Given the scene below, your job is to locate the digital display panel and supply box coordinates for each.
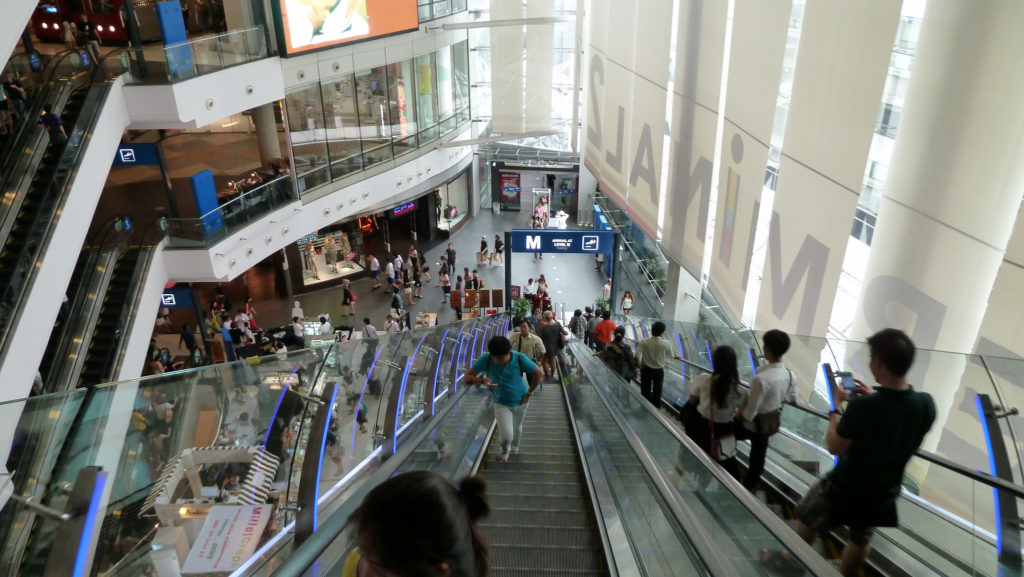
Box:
[276,0,419,56]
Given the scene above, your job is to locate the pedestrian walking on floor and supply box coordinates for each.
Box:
[408,244,419,271]
[383,314,400,334]
[784,329,935,577]
[735,329,798,491]
[439,270,451,303]
[179,324,198,356]
[491,234,504,266]
[385,259,397,293]
[342,279,357,315]
[412,267,423,299]
[368,254,381,289]
[402,266,416,305]
[465,336,544,463]
[445,242,458,268]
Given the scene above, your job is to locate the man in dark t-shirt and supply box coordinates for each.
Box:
[793,328,935,576]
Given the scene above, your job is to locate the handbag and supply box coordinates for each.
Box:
[754,410,781,436]
[708,414,736,461]
[753,370,791,436]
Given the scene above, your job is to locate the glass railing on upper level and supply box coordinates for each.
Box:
[0,314,509,577]
[124,26,268,84]
[605,314,1024,576]
[164,174,299,248]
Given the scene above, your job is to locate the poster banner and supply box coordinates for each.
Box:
[182,505,273,574]
[499,172,521,203]
[277,0,418,56]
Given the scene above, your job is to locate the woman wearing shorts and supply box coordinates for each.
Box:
[342,279,356,315]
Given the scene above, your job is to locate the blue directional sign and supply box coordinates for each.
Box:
[112,143,160,167]
[508,229,614,255]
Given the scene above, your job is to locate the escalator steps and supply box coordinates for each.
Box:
[488,544,604,576]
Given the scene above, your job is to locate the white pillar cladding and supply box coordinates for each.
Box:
[755,1,900,337]
[490,2,525,132]
[851,0,1024,355]
[977,207,1024,359]
[662,262,702,324]
[705,0,791,327]
[253,103,282,165]
[661,0,727,278]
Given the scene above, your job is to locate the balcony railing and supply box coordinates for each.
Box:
[126,26,268,84]
[165,174,298,248]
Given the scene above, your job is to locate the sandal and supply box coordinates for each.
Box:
[759,549,804,574]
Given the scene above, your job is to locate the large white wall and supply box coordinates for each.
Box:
[1,0,34,68]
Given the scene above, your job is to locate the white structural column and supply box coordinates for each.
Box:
[850,0,1024,354]
[253,103,282,165]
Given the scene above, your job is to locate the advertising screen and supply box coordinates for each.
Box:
[277,0,419,56]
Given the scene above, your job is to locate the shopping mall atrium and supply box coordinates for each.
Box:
[1,0,1023,575]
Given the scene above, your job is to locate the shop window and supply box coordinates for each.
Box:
[355,66,394,167]
[387,59,419,157]
[321,73,365,180]
[437,171,470,234]
[285,83,330,193]
[415,52,439,145]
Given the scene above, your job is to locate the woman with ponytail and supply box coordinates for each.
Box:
[683,345,745,478]
[343,471,490,577]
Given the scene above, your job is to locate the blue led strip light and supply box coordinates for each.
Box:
[977,396,1003,555]
[264,366,301,449]
[350,346,384,452]
[393,336,428,454]
[73,470,108,577]
[313,384,340,529]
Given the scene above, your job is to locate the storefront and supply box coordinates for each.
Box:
[491,162,580,223]
[284,167,471,293]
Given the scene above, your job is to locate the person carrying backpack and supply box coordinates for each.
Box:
[465,336,544,463]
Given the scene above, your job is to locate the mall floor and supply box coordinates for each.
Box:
[164,200,614,359]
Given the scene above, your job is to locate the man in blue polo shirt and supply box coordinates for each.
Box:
[465,335,544,463]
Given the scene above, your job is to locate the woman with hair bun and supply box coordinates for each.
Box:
[343,471,490,577]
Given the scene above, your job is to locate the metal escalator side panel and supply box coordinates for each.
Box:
[567,341,839,576]
[45,249,120,393]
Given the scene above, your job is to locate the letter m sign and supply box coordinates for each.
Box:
[525,235,542,251]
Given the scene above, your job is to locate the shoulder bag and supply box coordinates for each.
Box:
[753,370,791,437]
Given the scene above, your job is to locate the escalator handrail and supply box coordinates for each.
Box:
[569,341,841,576]
[247,378,480,577]
[622,317,1024,501]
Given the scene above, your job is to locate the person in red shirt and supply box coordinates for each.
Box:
[592,311,616,352]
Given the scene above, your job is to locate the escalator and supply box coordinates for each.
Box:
[477,383,607,577]
[0,63,118,372]
[248,320,835,577]
[586,315,1024,577]
[37,246,100,390]
[77,246,153,388]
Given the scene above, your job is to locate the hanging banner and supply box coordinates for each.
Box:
[756,1,899,336]
[707,0,791,324]
[661,0,728,279]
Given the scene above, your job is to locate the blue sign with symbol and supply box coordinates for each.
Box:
[508,229,614,255]
[112,143,160,167]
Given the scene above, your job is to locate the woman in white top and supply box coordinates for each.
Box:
[684,345,744,477]
[524,278,536,299]
[620,291,635,315]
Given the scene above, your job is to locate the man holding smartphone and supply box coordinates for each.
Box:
[791,328,935,576]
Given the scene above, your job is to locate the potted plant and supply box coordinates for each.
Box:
[594,297,611,314]
[510,297,532,325]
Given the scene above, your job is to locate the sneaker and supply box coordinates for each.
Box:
[511,446,519,455]
[496,451,509,463]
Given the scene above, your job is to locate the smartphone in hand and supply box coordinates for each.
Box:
[838,371,858,394]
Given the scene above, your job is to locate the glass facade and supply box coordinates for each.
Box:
[285,42,471,195]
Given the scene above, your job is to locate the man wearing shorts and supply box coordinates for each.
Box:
[368,254,380,289]
[792,328,934,576]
